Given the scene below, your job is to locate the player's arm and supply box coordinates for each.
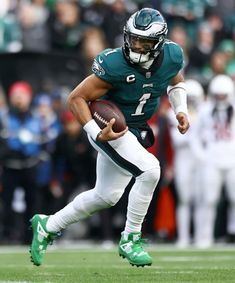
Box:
[67,74,127,142]
[167,72,190,134]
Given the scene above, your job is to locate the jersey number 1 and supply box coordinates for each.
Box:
[131,93,151,116]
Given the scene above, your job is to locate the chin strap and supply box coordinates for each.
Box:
[129,51,149,64]
[139,59,154,69]
[129,51,155,69]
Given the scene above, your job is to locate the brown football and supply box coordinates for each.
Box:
[89,100,126,133]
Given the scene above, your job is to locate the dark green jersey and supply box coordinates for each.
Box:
[92,41,183,126]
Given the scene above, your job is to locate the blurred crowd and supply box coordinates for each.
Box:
[0,0,235,247]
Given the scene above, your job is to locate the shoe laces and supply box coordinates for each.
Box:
[133,237,148,251]
[49,231,61,245]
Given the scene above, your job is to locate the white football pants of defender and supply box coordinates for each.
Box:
[174,147,204,247]
[199,164,235,247]
[47,131,161,234]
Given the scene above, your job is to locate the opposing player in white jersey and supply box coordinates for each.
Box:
[190,74,235,247]
[167,79,205,247]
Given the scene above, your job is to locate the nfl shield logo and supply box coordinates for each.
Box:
[146,72,151,78]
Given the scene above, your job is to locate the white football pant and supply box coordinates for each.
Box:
[47,131,161,234]
[198,164,235,246]
[174,148,204,246]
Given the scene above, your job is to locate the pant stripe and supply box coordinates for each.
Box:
[95,140,143,177]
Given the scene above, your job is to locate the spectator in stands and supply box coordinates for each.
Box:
[0,81,43,244]
[47,0,87,54]
[218,40,235,80]
[0,0,22,52]
[224,11,235,40]
[160,0,210,40]
[209,0,235,20]
[168,25,190,72]
[205,9,225,45]
[82,27,107,75]
[33,94,61,214]
[82,0,111,29]
[0,85,8,119]
[17,1,50,52]
[201,51,227,86]
[188,23,215,78]
[103,0,131,48]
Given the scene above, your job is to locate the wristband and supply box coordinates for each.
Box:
[167,82,188,115]
[96,131,103,141]
[83,119,101,141]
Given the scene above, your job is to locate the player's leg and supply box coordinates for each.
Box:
[90,131,160,266]
[90,131,160,236]
[225,167,235,238]
[30,153,132,266]
[174,151,193,247]
[110,132,160,266]
[30,131,160,266]
[196,165,222,248]
[46,153,132,230]
[119,164,160,266]
[192,165,205,246]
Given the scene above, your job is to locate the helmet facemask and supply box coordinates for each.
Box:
[124,31,165,64]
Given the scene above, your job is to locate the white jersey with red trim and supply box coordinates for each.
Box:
[190,100,235,169]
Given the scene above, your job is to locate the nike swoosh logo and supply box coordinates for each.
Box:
[120,243,133,253]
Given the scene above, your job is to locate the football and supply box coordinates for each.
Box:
[89,100,126,133]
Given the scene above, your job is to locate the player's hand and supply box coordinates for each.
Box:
[96,118,128,142]
[176,112,190,134]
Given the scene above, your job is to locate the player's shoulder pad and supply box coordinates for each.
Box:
[92,48,123,77]
[164,40,184,65]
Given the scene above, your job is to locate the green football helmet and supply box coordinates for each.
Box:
[124,8,168,64]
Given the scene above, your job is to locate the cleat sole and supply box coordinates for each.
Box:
[119,253,152,267]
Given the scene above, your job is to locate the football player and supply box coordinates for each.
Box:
[30,8,190,266]
[167,79,205,247]
[190,74,235,248]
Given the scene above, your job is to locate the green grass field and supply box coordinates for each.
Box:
[0,245,235,283]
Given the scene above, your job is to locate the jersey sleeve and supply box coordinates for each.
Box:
[166,41,184,72]
[91,48,121,86]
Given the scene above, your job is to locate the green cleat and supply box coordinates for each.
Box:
[29,214,59,266]
[118,232,152,267]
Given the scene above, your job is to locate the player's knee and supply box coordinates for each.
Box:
[200,193,217,207]
[98,190,123,207]
[72,189,111,218]
[178,195,190,205]
[138,166,161,184]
